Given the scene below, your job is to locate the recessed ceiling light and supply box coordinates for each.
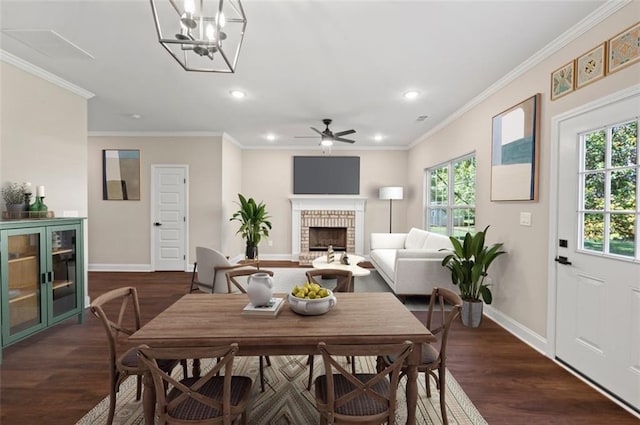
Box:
[230,90,246,99]
[266,133,276,141]
[374,134,384,142]
[130,114,142,119]
[403,90,420,100]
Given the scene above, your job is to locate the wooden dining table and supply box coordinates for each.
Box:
[129,292,435,425]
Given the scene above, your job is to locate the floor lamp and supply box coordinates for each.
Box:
[379,186,403,233]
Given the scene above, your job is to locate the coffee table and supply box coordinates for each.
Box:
[311,253,371,277]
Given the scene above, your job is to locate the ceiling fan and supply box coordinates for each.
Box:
[296,119,356,145]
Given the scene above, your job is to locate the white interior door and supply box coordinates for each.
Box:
[152,165,188,271]
[555,93,639,412]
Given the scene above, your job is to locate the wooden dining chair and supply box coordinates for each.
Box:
[190,246,260,293]
[305,268,354,390]
[314,341,414,425]
[225,268,275,392]
[138,343,253,425]
[378,287,462,425]
[90,287,185,425]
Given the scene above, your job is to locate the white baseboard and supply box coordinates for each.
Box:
[88,263,153,272]
[483,305,548,356]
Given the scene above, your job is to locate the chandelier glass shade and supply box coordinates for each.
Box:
[150,0,247,73]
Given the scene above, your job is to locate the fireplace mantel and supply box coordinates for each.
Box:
[290,196,367,260]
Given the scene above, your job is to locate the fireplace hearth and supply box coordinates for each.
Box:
[309,227,347,251]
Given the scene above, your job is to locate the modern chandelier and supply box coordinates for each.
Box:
[150,0,247,73]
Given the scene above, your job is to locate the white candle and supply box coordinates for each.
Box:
[24,182,32,194]
[36,185,45,197]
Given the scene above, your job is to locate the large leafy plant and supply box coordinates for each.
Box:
[440,226,505,304]
[230,194,272,248]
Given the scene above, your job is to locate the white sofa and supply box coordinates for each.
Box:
[369,227,456,296]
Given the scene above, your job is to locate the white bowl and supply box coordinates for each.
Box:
[288,290,337,316]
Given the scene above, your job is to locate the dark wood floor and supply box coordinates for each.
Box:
[1,271,637,424]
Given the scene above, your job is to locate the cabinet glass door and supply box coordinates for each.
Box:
[4,231,45,340]
[49,227,79,321]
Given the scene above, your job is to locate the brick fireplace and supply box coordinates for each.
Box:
[290,196,367,265]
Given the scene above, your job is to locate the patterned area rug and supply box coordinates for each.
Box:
[76,355,486,425]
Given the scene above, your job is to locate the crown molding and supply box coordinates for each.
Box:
[88,131,224,137]
[409,0,632,148]
[0,49,94,99]
[244,144,408,151]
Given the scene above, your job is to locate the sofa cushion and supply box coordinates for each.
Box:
[396,249,448,259]
[404,228,429,249]
[369,249,396,281]
[423,232,453,250]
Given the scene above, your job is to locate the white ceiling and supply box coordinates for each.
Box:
[0,0,606,149]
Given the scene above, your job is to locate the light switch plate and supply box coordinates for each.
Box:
[520,212,532,226]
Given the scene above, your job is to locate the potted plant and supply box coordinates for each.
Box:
[230,193,272,259]
[2,182,27,215]
[441,225,505,327]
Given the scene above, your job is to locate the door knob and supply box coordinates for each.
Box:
[554,256,572,265]
[154,222,162,226]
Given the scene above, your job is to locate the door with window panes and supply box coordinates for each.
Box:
[556,95,639,411]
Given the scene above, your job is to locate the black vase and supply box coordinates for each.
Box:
[245,244,258,260]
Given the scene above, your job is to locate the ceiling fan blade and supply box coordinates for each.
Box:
[310,127,323,136]
[335,137,356,144]
[334,129,356,137]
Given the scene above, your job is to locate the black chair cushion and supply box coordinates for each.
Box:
[168,376,252,420]
[316,373,390,416]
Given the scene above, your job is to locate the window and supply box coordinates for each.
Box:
[425,154,476,237]
[580,119,638,259]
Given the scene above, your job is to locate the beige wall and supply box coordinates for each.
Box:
[406,4,640,337]
[241,149,408,256]
[221,135,243,255]
[1,62,88,216]
[87,136,223,267]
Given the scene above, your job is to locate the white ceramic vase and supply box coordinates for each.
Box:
[247,272,273,307]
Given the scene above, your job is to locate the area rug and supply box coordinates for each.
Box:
[76,355,486,425]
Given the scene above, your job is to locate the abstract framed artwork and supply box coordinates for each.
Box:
[576,43,606,89]
[491,94,541,201]
[102,149,141,200]
[550,61,575,100]
[607,21,640,74]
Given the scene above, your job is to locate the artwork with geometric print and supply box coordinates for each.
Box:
[576,43,606,88]
[607,21,640,74]
[551,61,575,100]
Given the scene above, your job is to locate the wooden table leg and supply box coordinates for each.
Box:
[142,372,155,425]
[405,349,419,425]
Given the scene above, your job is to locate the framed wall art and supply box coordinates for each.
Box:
[607,21,640,74]
[576,43,606,89]
[550,61,575,100]
[491,94,541,201]
[102,149,141,200]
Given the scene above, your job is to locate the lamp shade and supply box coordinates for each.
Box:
[379,186,403,200]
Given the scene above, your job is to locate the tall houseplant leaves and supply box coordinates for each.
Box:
[440,226,505,303]
[230,194,272,248]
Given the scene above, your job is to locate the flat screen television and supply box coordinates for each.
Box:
[293,156,360,195]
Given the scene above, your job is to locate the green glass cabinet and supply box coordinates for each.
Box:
[0,218,84,362]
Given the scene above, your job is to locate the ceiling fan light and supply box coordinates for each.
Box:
[321,139,333,147]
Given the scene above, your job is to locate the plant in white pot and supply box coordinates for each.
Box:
[441,226,505,327]
[230,193,272,260]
